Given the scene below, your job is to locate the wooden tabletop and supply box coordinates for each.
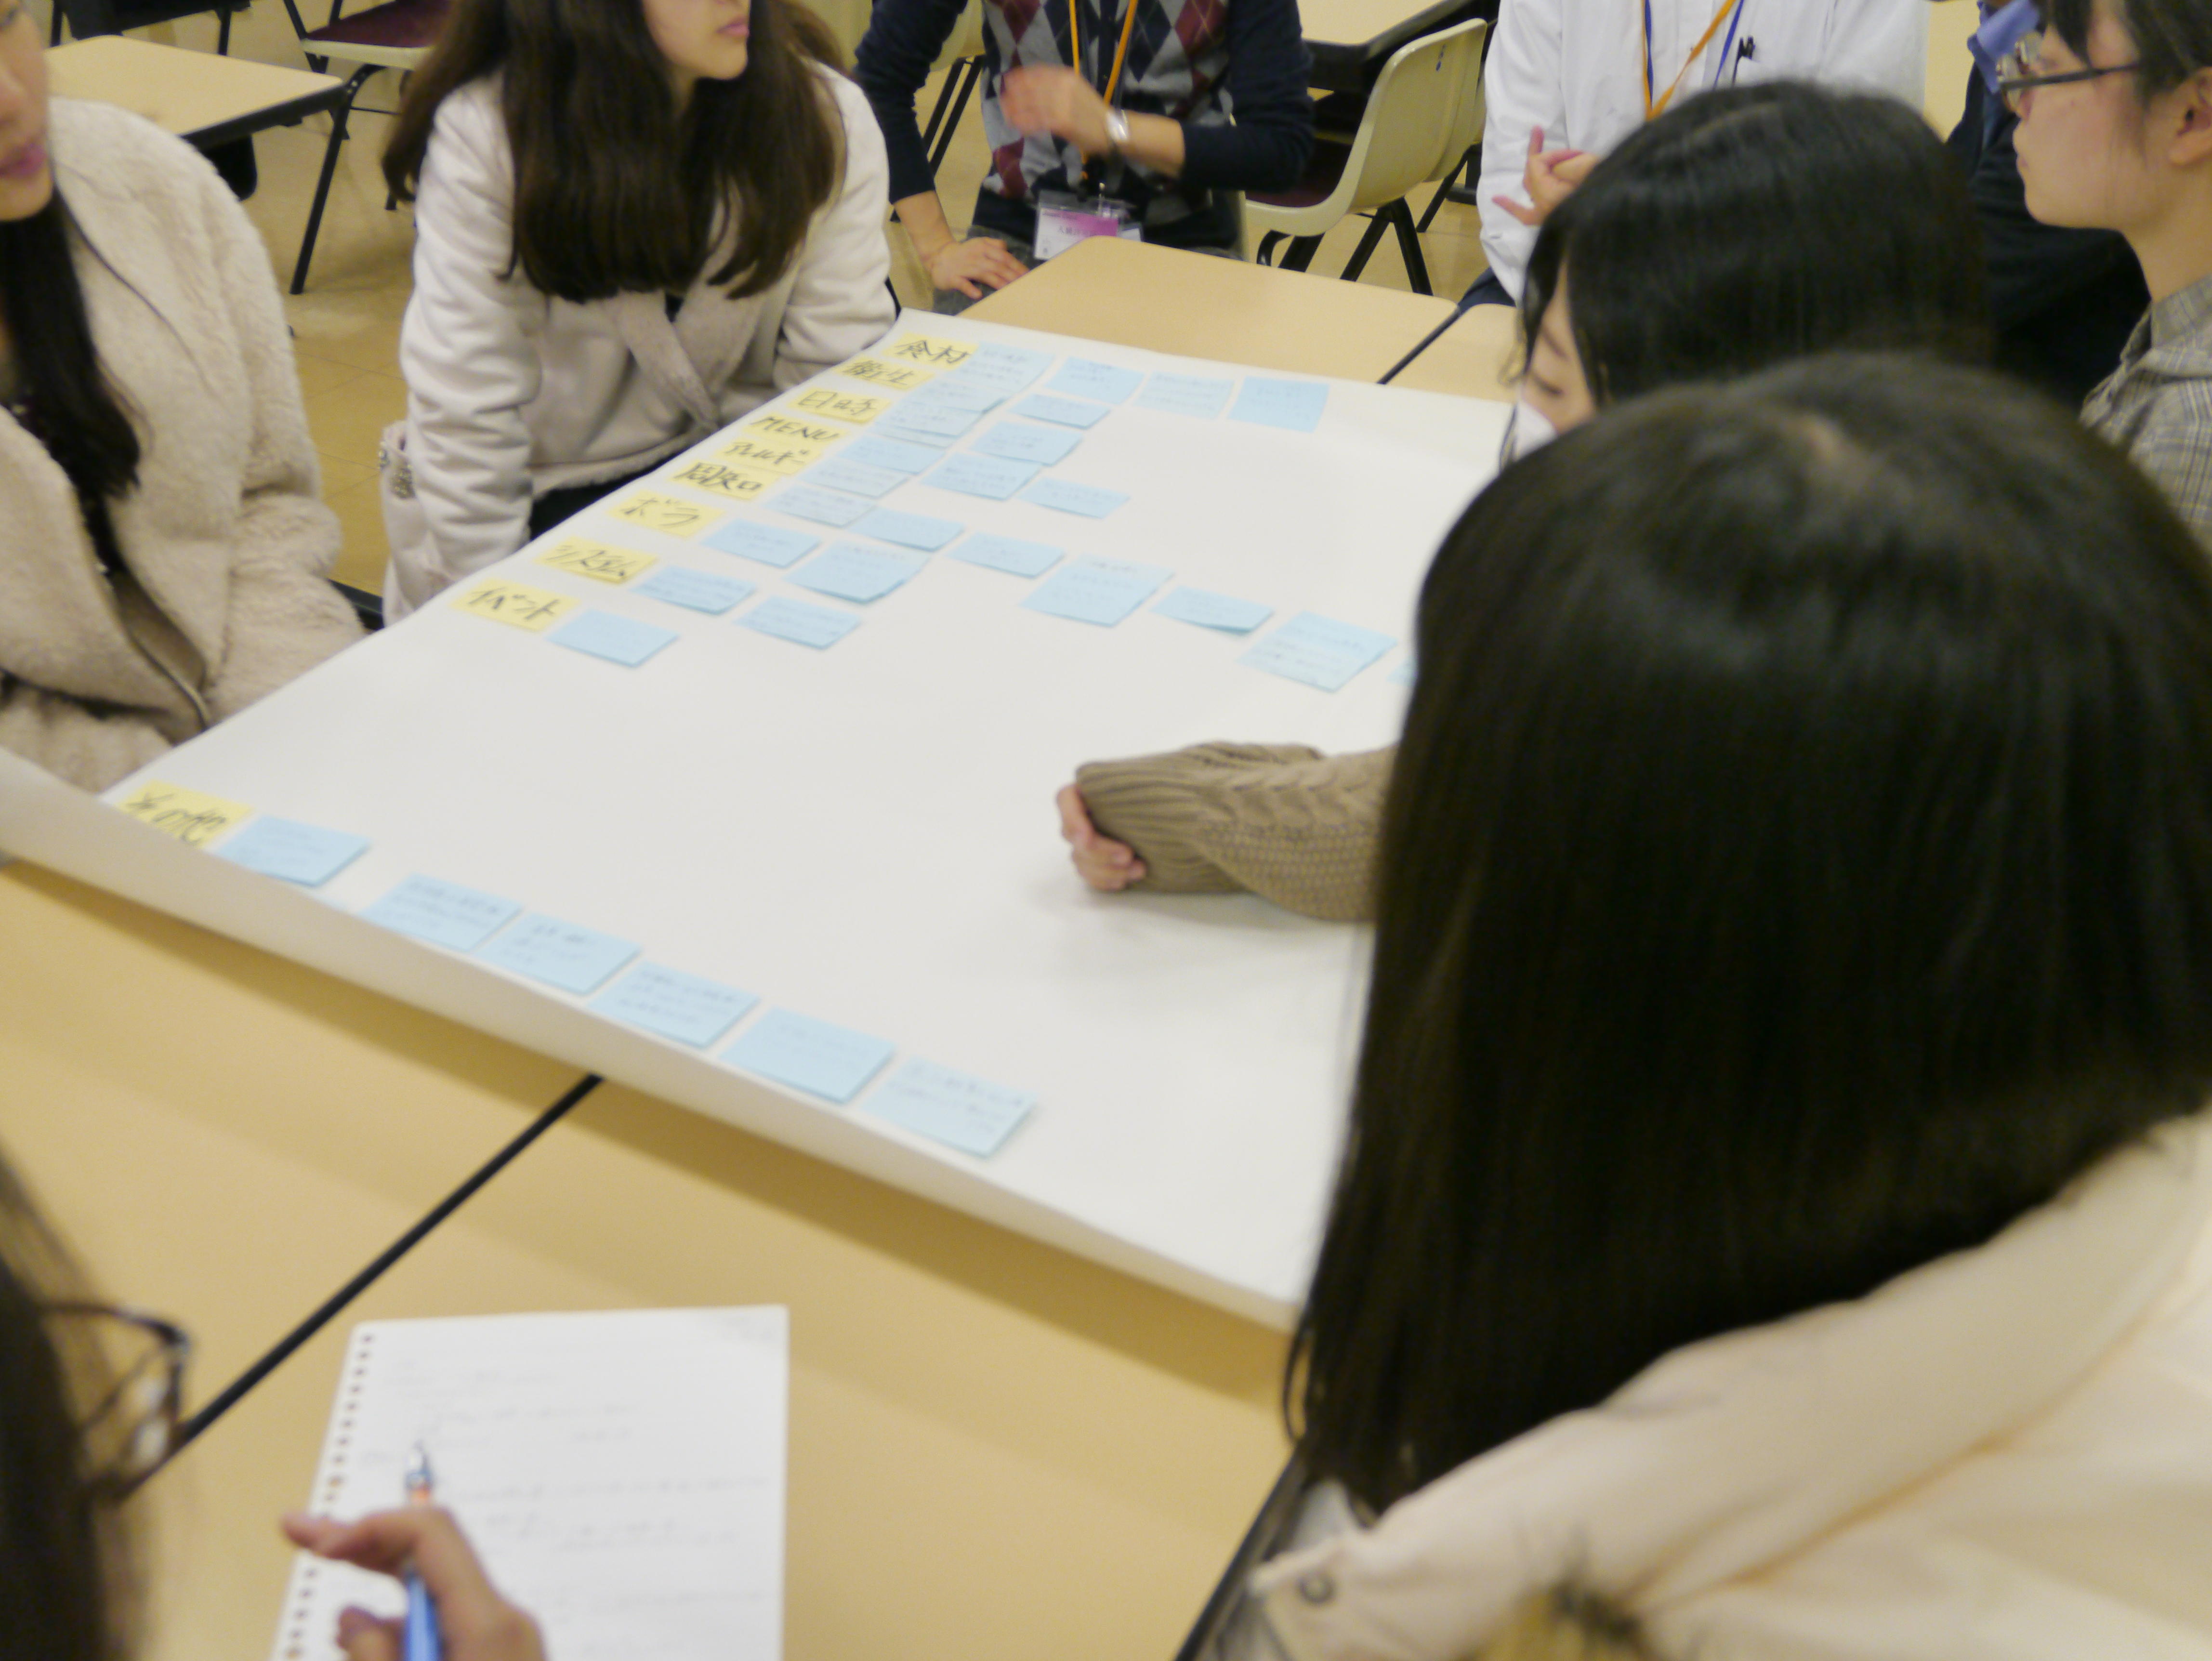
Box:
[0,863,1288,1661]
[966,236,1458,383]
[1300,0,1467,52]
[1389,300,1520,401]
[46,36,342,142]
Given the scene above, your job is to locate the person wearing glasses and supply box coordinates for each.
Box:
[1180,355,2212,1661]
[1059,83,1990,920]
[0,1151,547,1661]
[852,0,1314,307]
[2010,0,2212,540]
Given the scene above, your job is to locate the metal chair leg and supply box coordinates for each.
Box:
[1338,210,1393,282]
[1416,143,1483,233]
[1386,198,1432,295]
[1279,235,1324,274]
[291,66,371,294]
[216,2,231,52]
[926,58,982,177]
[1255,229,1284,268]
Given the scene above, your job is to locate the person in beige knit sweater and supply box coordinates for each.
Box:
[1062,83,1992,921]
[0,6,361,792]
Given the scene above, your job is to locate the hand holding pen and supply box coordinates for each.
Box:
[282,1490,546,1661]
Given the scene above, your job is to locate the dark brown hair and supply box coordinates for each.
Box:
[1293,356,2212,1513]
[2045,0,2212,98]
[0,197,142,507]
[383,0,845,302]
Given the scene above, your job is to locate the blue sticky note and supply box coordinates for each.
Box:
[215,817,369,886]
[948,533,1064,578]
[702,519,818,568]
[1230,378,1330,433]
[846,435,941,475]
[1022,477,1128,518]
[958,342,1053,394]
[861,1058,1035,1157]
[1014,393,1110,429]
[1390,657,1417,687]
[972,422,1080,466]
[773,483,872,527]
[723,1007,895,1103]
[791,542,926,603]
[923,452,1041,501]
[740,595,861,648]
[550,610,679,666]
[1021,556,1171,626]
[877,401,979,444]
[634,566,755,614]
[1239,610,1396,690]
[363,875,521,951]
[806,457,908,499]
[591,961,759,1047]
[478,911,640,995]
[1154,586,1274,633]
[907,373,1006,414]
[1048,358,1144,404]
[857,507,963,551]
[1136,373,1235,418]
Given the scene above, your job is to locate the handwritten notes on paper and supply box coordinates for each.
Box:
[116,780,252,846]
[876,401,979,446]
[1154,587,1273,633]
[550,611,680,667]
[948,533,1063,578]
[953,341,1053,395]
[452,579,579,632]
[1240,611,1395,690]
[1135,374,1235,418]
[1022,557,1171,625]
[806,457,908,500]
[1014,393,1110,430]
[773,484,872,529]
[607,490,719,538]
[537,539,656,585]
[740,595,860,649]
[882,332,977,370]
[846,435,940,475]
[478,912,641,994]
[719,434,826,475]
[922,453,1040,501]
[794,387,891,425]
[592,962,761,1047]
[1021,477,1127,518]
[1048,359,1144,404]
[862,1059,1034,1157]
[363,875,521,951]
[634,567,756,614]
[973,422,1080,466]
[216,817,369,885]
[1230,378,1330,433]
[837,356,937,392]
[667,458,776,505]
[856,508,962,551]
[724,1007,895,1102]
[791,543,926,604]
[702,520,819,568]
[747,412,847,448]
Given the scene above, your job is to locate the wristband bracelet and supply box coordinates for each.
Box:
[1104,107,1132,153]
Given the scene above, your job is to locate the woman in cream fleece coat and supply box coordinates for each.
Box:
[0,91,361,792]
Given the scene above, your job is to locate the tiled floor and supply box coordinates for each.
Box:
[41,0,1980,593]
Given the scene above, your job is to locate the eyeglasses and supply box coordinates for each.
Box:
[45,1303,193,1501]
[1997,28,2141,114]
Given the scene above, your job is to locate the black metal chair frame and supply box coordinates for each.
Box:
[920,51,985,178]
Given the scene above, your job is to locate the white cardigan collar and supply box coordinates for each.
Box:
[1253,1113,2212,1661]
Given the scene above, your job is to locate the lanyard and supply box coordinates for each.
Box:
[1067,0,1142,106]
[1641,0,1749,118]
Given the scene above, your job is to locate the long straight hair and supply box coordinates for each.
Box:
[383,0,843,302]
[0,197,141,505]
[1518,83,1989,407]
[2044,0,2212,96]
[1292,357,2212,1512]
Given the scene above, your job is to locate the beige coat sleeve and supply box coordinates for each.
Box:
[1074,742,1394,923]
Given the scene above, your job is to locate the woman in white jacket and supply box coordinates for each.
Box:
[1197,356,2212,1661]
[376,0,894,618]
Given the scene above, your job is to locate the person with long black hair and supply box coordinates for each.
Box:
[378,0,895,618]
[1191,356,2212,1659]
[0,0,362,792]
[1060,83,1990,920]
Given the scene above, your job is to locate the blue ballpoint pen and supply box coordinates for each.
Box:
[403,1443,445,1661]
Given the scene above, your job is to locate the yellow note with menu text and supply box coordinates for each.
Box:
[882,333,976,370]
[837,356,936,391]
[719,434,825,475]
[453,579,578,632]
[747,412,847,447]
[793,387,891,425]
[666,458,777,504]
[606,490,720,538]
[537,539,657,584]
[115,780,253,846]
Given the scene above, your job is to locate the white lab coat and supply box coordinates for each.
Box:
[1475,0,1929,299]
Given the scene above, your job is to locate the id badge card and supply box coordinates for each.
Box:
[1033,189,1144,261]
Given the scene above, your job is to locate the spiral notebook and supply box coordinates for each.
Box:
[268,1306,789,1661]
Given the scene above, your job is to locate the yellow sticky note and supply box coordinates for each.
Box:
[882,332,977,370]
[837,356,936,391]
[793,386,891,425]
[537,539,657,584]
[666,458,777,504]
[719,433,824,475]
[115,779,253,846]
[452,578,579,632]
[747,412,847,447]
[606,490,720,538]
